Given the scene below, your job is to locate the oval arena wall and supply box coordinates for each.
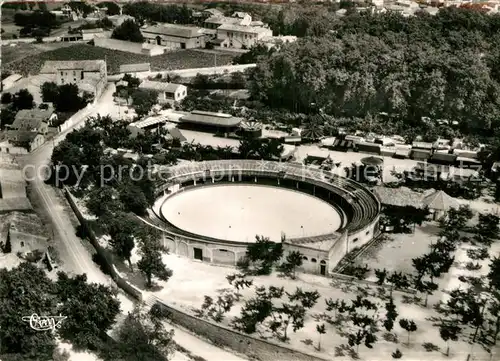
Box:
[143,160,380,274]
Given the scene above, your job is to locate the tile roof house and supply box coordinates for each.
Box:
[2,106,55,153]
[40,60,107,99]
[139,80,188,103]
[10,106,55,134]
[142,24,206,49]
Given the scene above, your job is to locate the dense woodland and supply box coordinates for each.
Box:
[245,9,500,142]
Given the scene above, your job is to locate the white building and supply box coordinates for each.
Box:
[216,24,272,49]
[138,80,188,104]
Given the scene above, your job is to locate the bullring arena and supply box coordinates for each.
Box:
[142,160,381,276]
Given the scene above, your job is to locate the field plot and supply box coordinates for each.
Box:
[1,44,236,75]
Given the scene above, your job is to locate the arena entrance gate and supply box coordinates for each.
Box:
[193,247,203,261]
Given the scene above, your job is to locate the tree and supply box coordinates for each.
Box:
[55,272,121,350]
[0,263,58,359]
[488,257,500,291]
[316,323,326,351]
[237,235,283,275]
[383,297,398,333]
[238,136,284,160]
[0,106,17,129]
[130,89,158,117]
[119,184,149,216]
[414,277,439,307]
[375,268,388,285]
[12,89,34,110]
[280,250,303,279]
[232,285,284,334]
[53,83,89,112]
[86,186,122,217]
[137,228,173,288]
[102,211,138,268]
[115,304,175,361]
[475,213,499,241]
[399,318,417,345]
[98,1,121,16]
[197,293,236,323]
[112,19,144,42]
[41,81,59,103]
[439,321,461,357]
[1,92,12,104]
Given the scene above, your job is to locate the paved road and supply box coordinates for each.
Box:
[17,84,117,283]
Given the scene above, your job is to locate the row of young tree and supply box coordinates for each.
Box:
[0,263,174,361]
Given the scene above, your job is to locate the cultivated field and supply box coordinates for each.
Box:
[1,43,236,75]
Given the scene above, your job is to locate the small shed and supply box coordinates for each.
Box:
[422,190,459,220]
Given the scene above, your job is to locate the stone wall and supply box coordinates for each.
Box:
[63,187,143,301]
[154,298,330,361]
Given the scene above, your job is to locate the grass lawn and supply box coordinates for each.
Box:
[2,43,236,75]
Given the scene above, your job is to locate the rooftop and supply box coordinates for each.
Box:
[12,108,54,131]
[81,28,103,34]
[139,80,185,93]
[142,24,204,38]
[0,198,33,213]
[205,16,241,25]
[373,186,424,208]
[128,116,167,129]
[40,60,106,73]
[217,23,270,34]
[119,63,150,73]
[168,127,187,142]
[180,110,243,127]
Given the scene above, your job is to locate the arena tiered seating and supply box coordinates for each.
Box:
[156,160,380,239]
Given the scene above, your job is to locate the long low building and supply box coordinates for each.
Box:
[179,110,243,133]
[142,24,206,49]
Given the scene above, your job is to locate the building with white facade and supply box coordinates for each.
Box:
[216,24,272,49]
[139,80,188,104]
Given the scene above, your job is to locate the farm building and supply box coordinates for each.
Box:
[40,60,107,99]
[142,24,207,49]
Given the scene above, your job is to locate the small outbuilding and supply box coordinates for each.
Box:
[422,190,459,220]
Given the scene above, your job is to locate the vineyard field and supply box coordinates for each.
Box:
[1,43,236,75]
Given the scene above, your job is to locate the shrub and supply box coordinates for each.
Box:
[392,349,403,358]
